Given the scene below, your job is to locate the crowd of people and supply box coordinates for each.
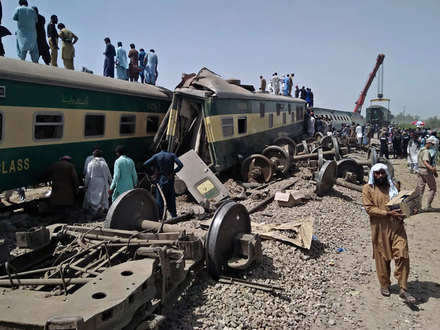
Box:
[103,39,158,84]
[0,0,79,69]
[43,141,183,220]
[259,73,314,107]
[0,1,159,84]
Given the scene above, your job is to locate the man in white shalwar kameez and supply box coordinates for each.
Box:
[271,73,280,95]
[83,150,112,214]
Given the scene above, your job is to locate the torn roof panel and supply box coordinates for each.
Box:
[176,67,307,103]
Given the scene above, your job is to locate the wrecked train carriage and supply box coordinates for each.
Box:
[154,68,307,174]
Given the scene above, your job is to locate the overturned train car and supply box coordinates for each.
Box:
[153,68,307,174]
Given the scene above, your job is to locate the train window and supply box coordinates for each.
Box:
[147,115,159,134]
[238,117,247,134]
[259,103,265,118]
[0,86,5,98]
[0,112,2,141]
[296,106,303,121]
[282,112,287,124]
[222,117,234,137]
[276,104,282,116]
[291,111,295,123]
[269,113,274,128]
[120,115,136,135]
[288,104,292,115]
[84,114,105,137]
[34,113,63,140]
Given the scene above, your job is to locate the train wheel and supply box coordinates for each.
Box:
[241,154,273,183]
[314,132,324,142]
[320,135,333,151]
[262,145,291,175]
[273,136,297,158]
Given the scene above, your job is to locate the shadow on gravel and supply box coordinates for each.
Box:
[408,280,440,304]
[303,238,327,259]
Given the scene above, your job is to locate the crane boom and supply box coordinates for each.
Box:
[353,54,385,113]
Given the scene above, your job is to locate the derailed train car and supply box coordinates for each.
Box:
[0,57,171,192]
[153,68,307,175]
[311,107,364,130]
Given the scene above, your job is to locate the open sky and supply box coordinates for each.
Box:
[1,0,439,117]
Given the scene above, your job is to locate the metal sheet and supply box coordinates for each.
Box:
[176,150,230,204]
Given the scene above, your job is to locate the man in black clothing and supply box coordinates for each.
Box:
[46,15,58,66]
[300,86,307,100]
[401,131,409,158]
[294,85,300,98]
[32,7,51,65]
[0,0,12,56]
[380,132,389,159]
[392,130,402,159]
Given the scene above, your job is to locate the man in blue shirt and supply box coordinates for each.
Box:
[13,0,38,62]
[109,145,138,202]
[144,141,183,218]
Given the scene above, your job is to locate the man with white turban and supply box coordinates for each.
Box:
[362,163,416,303]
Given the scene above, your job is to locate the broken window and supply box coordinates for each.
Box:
[283,112,287,125]
[147,115,159,134]
[260,103,265,118]
[34,113,63,140]
[222,117,234,137]
[238,117,247,134]
[120,115,136,135]
[84,114,105,137]
[269,113,274,128]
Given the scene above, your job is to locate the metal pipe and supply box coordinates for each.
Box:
[0,278,89,286]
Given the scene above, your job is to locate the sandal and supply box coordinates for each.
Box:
[380,287,391,297]
[399,290,416,304]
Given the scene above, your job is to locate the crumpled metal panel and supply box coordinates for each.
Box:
[176,149,230,205]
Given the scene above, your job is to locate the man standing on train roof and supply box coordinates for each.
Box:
[362,164,416,304]
[310,88,314,107]
[259,75,266,92]
[0,0,12,57]
[32,7,50,65]
[282,75,290,96]
[416,136,437,211]
[128,43,139,82]
[138,48,146,83]
[145,49,158,85]
[109,145,138,202]
[83,149,112,216]
[13,0,39,63]
[103,37,116,78]
[116,41,128,80]
[294,85,300,98]
[271,73,280,95]
[47,15,58,66]
[47,155,79,210]
[305,88,312,107]
[288,73,294,96]
[144,140,183,219]
[57,23,78,70]
[300,86,306,100]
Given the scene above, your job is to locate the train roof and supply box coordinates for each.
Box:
[0,57,171,100]
[311,107,353,115]
[176,68,306,103]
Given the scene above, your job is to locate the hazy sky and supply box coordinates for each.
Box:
[1,0,439,117]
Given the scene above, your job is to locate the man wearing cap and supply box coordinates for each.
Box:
[362,163,416,303]
[416,136,438,211]
[47,156,79,209]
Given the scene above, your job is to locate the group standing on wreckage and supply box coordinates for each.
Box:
[0,57,361,197]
